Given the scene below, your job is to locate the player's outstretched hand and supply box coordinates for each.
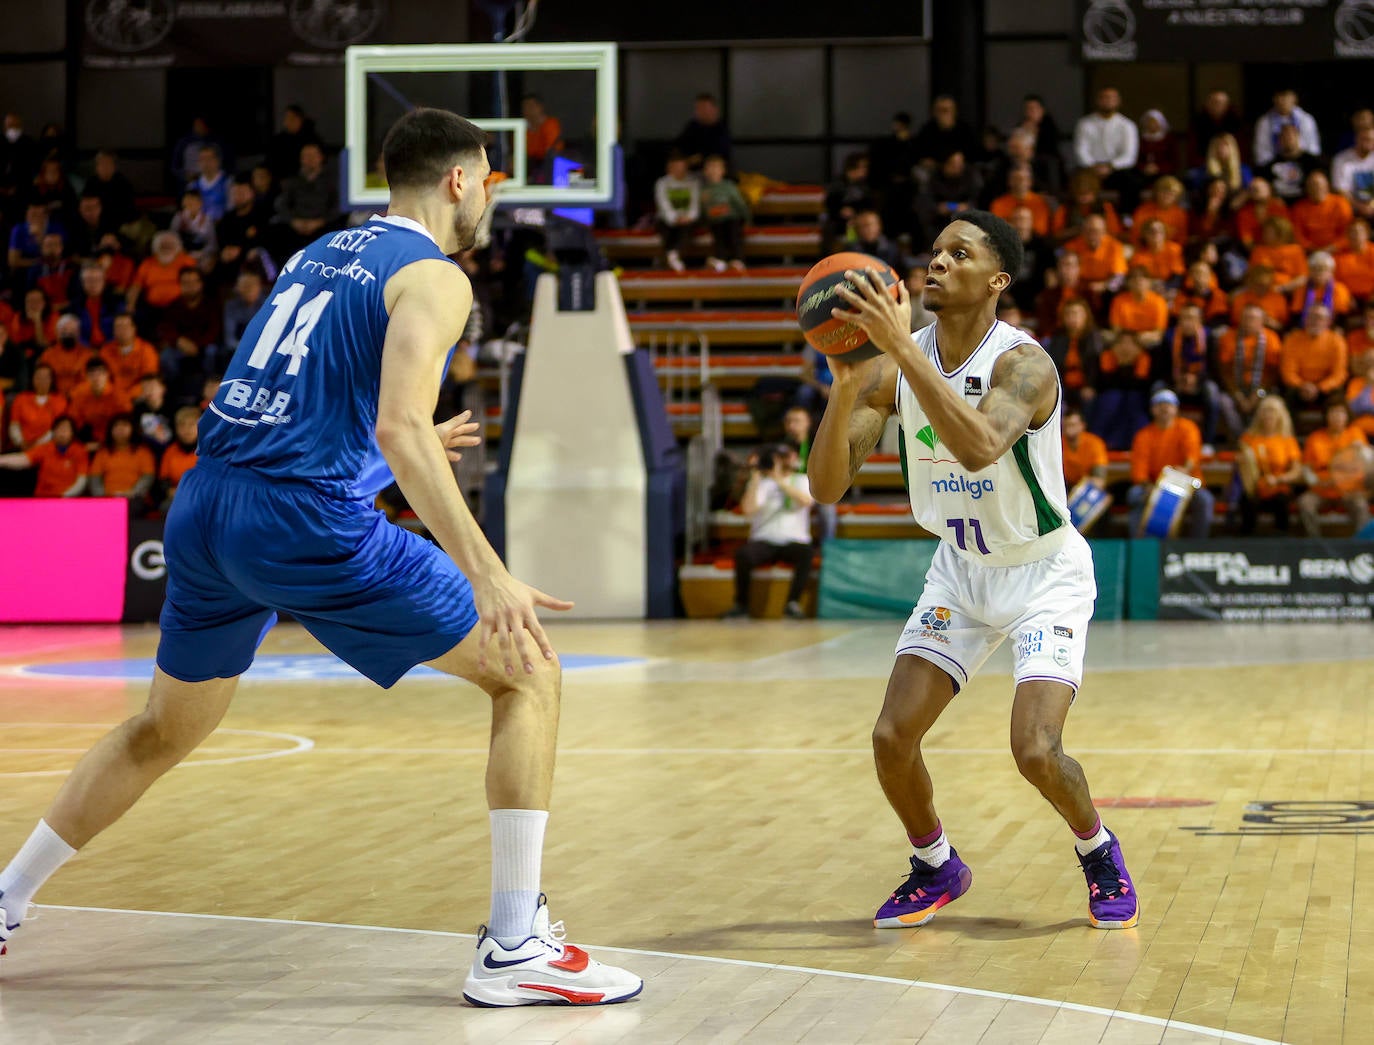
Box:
[832,268,912,358]
[475,573,575,677]
[435,410,482,462]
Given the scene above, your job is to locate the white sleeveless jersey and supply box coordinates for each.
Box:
[897,320,1078,567]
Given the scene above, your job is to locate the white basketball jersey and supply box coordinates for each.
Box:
[896,320,1077,567]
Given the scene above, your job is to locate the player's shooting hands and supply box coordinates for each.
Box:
[832,268,913,359]
[475,573,574,677]
[434,410,482,462]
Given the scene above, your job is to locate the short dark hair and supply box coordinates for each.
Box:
[948,210,1024,284]
[695,92,718,104]
[86,357,108,373]
[893,111,912,126]
[381,107,487,193]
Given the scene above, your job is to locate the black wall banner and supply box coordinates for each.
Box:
[1078,1,1374,63]
[82,0,388,68]
[124,518,168,624]
[1159,539,1374,621]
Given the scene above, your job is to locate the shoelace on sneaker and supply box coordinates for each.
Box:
[1081,848,1129,900]
[532,918,568,955]
[890,855,942,903]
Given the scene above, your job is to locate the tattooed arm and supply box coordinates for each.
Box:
[809,353,899,504]
[893,343,1058,473]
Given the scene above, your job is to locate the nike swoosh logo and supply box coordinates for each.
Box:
[482,952,532,970]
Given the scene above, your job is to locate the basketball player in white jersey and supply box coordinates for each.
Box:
[811,211,1138,930]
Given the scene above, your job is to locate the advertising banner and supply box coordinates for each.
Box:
[1078,1,1374,63]
[124,519,169,624]
[0,499,128,622]
[81,0,388,69]
[1158,539,1374,621]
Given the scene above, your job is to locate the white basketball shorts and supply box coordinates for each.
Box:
[895,535,1097,694]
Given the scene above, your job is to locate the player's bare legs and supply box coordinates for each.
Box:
[870,655,973,928]
[1008,680,1096,833]
[871,655,957,839]
[1011,679,1138,929]
[0,670,239,938]
[424,628,560,812]
[45,671,240,847]
[425,628,641,1006]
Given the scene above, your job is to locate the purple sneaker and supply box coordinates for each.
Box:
[1078,831,1139,929]
[873,849,972,928]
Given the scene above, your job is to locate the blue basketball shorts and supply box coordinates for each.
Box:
[156,459,480,688]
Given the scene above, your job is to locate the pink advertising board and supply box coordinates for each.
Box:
[0,500,128,622]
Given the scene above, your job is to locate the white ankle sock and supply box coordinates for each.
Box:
[912,830,951,869]
[489,809,547,946]
[0,820,76,927]
[1074,820,1111,857]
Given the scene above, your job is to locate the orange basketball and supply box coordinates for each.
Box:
[795,252,900,363]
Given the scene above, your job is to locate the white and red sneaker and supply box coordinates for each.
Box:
[462,896,642,1007]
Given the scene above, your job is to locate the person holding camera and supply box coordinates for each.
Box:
[724,444,815,619]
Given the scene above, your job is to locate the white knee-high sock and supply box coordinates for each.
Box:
[0,820,76,927]
[488,809,547,947]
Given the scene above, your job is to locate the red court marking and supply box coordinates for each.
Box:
[1096,797,1214,809]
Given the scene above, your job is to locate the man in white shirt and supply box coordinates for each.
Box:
[1332,126,1374,221]
[1072,87,1141,210]
[726,444,815,619]
[1253,89,1322,167]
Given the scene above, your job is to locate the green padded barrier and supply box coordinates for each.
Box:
[1127,538,1161,621]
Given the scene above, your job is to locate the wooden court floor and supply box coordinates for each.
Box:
[0,619,1369,1043]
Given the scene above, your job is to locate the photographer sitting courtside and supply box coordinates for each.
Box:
[725,444,815,620]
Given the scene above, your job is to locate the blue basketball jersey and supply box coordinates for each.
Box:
[199,215,456,500]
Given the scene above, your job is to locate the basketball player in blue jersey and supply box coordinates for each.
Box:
[0,108,642,1007]
[810,211,1138,932]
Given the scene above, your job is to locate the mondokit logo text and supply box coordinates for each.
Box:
[930,473,995,499]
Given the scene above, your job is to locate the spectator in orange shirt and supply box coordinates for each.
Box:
[0,415,88,496]
[1298,400,1371,535]
[1249,216,1308,293]
[95,235,136,296]
[990,164,1052,236]
[1218,304,1283,422]
[1043,298,1101,413]
[1092,332,1155,449]
[1346,345,1374,437]
[89,412,155,508]
[1290,251,1355,325]
[1131,219,1185,288]
[521,94,563,180]
[1108,266,1169,346]
[158,405,201,510]
[6,364,66,451]
[68,356,131,445]
[1132,175,1188,244]
[1350,299,1374,358]
[1061,407,1108,490]
[1335,219,1374,302]
[1230,264,1290,330]
[1066,214,1128,295]
[1126,389,1214,536]
[1234,177,1289,248]
[100,313,159,398]
[1282,304,1349,411]
[1237,396,1303,533]
[127,231,196,327]
[37,314,94,396]
[1173,259,1229,324]
[1051,170,1122,243]
[1291,171,1354,252]
[10,287,57,362]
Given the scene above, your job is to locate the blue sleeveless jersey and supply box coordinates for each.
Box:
[199,215,455,500]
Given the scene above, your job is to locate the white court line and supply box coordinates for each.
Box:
[0,725,313,778]
[31,903,1285,1045]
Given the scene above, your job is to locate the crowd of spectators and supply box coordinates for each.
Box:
[818,85,1374,536]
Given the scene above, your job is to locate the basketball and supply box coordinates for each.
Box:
[795,252,901,363]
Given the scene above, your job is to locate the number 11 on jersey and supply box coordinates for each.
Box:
[946,517,991,555]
